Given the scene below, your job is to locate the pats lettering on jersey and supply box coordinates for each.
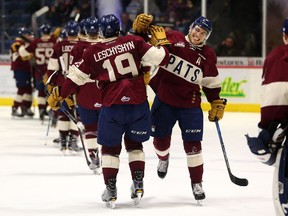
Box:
[93,41,135,62]
[161,54,203,84]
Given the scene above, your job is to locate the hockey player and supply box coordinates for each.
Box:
[10,27,35,118]
[133,14,226,203]
[47,14,170,208]
[46,20,81,155]
[19,24,57,121]
[246,18,288,216]
[69,16,103,174]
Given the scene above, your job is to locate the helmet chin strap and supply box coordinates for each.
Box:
[185,34,205,49]
[283,33,288,45]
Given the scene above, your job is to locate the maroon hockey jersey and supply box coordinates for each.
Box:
[70,40,102,110]
[10,38,31,72]
[47,39,78,86]
[23,36,57,81]
[259,44,288,128]
[149,30,221,108]
[61,34,169,107]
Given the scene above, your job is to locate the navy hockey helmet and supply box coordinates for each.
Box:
[65,20,80,36]
[59,29,67,40]
[190,16,213,40]
[18,27,32,36]
[85,16,99,36]
[79,18,89,35]
[40,24,52,35]
[99,14,121,38]
[282,17,288,34]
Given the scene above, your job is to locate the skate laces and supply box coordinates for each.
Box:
[158,159,168,172]
[192,183,204,195]
[132,171,144,191]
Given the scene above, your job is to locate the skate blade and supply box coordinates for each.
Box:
[61,149,69,156]
[106,199,116,209]
[69,150,82,156]
[196,200,203,206]
[133,191,143,205]
[92,167,102,175]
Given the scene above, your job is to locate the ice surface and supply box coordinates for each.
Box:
[0,106,276,216]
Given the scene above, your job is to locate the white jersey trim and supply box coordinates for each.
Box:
[67,65,93,86]
[142,46,166,66]
[47,58,59,71]
[261,82,288,107]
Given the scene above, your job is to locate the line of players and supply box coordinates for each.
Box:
[10,13,225,208]
[10,18,104,170]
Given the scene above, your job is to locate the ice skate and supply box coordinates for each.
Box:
[130,170,144,205]
[60,135,69,155]
[88,149,101,175]
[39,108,48,121]
[157,158,169,179]
[21,107,34,118]
[67,134,82,156]
[102,178,117,209]
[192,182,205,205]
[11,107,24,117]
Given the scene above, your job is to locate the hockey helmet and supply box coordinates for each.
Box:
[282,17,288,34]
[99,14,121,38]
[190,16,213,40]
[65,20,80,37]
[18,27,32,36]
[59,29,67,40]
[85,16,99,36]
[40,24,52,35]
[79,18,89,35]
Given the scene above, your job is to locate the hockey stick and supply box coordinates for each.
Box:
[215,118,249,186]
[31,6,49,37]
[44,113,51,146]
[44,74,91,166]
[57,101,91,167]
[74,13,80,22]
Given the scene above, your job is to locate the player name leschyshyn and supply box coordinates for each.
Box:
[93,41,135,62]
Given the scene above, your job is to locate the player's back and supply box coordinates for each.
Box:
[70,40,91,64]
[84,35,150,106]
[29,37,57,73]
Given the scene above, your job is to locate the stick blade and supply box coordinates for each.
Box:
[229,172,249,186]
[35,6,49,17]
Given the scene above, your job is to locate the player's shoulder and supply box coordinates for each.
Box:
[167,30,185,39]
[202,44,217,58]
[118,34,145,43]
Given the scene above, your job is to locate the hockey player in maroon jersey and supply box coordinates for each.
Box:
[10,27,35,118]
[47,14,170,208]
[19,24,57,121]
[46,20,81,155]
[69,17,103,174]
[133,14,226,203]
[246,18,288,216]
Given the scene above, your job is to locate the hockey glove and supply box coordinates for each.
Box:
[132,13,154,34]
[246,129,278,166]
[143,72,151,85]
[208,98,227,122]
[43,73,54,94]
[47,86,74,111]
[149,25,171,47]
